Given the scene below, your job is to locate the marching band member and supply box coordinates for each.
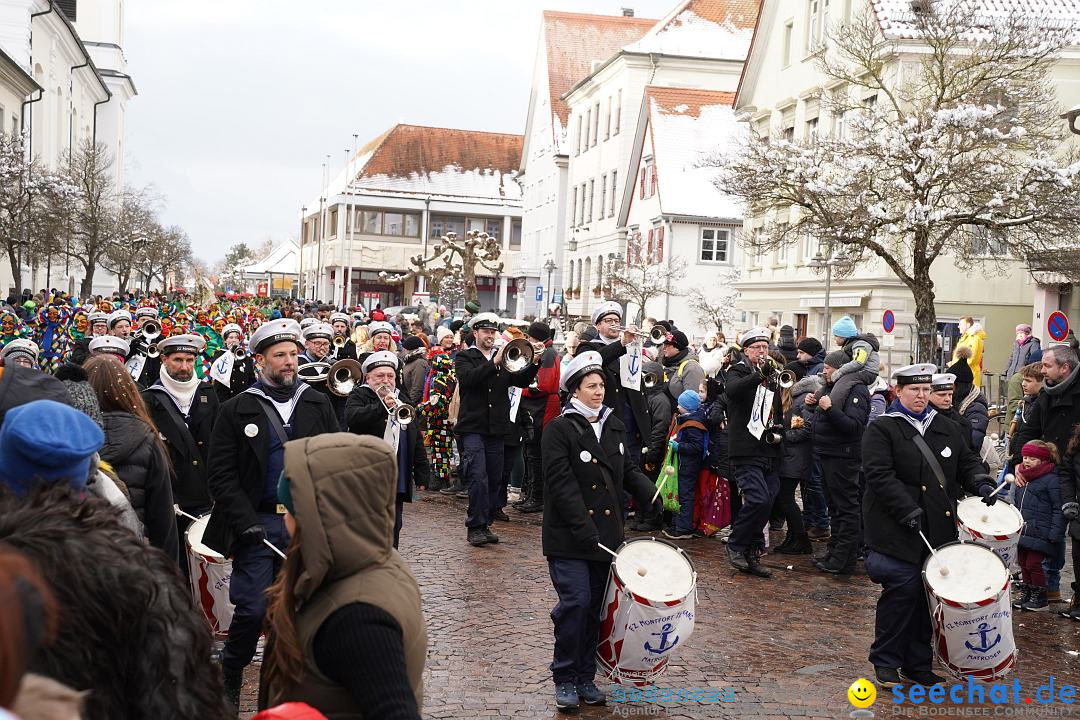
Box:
[142,334,221,559]
[723,327,785,578]
[127,307,162,388]
[107,309,133,340]
[862,363,995,688]
[541,351,661,711]
[329,311,358,360]
[1,339,40,370]
[515,321,561,514]
[455,312,540,547]
[298,322,348,430]
[88,335,130,362]
[357,320,397,369]
[209,323,257,403]
[344,350,430,548]
[88,310,109,337]
[202,319,338,712]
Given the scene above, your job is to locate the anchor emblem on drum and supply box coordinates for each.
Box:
[644,623,680,654]
[964,623,1001,654]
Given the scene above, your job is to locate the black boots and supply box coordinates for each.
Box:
[222,667,242,715]
[776,532,813,554]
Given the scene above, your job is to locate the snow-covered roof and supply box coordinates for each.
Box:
[322,124,523,204]
[624,0,758,60]
[240,240,298,275]
[541,11,656,155]
[646,86,744,220]
[870,0,1080,41]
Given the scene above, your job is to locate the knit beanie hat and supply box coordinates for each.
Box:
[401,335,424,351]
[436,326,454,344]
[797,337,823,356]
[677,389,701,413]
[832,316,859,339]
[670,330,690,351]
[946,357,974,385]
[0,399,104,496]
[778,325,796,350]
[824,350,849,369]
[527,321,550,342]
[61,380,105,430]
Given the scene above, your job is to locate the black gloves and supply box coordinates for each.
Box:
[239,524,267,545]
[978,484,998,507]
[900,508,923,532]
[1063,502,1079,521]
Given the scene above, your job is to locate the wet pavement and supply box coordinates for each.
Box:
[241,491,1080,719]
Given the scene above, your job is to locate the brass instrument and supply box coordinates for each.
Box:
[146,343,160,359]
[617,326,669,344]
[643,370,659,389]
[332,335,347,348]
[140,319,161,342]
[297,361,332,383]
[232,345,247,359]
[499,338,536,374]
[759,358,795,389]
[374,383,414,425]
[326,359,363,397]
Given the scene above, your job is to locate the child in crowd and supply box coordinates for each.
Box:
[1011,362,1044,442]
[1013,440,1066,612]
[664,390,708,540]
[819,316,879,407]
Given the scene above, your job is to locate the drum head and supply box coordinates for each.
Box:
[924,542,1007,604]
[957,497,1023,536]
[186,514,224,560]
[614,538,695,603]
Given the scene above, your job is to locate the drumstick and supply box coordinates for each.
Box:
[918,530,949,576]
[597,542,648,577]
[981,474,1016,523]
[174,505,286,559]
[597,542,619,558]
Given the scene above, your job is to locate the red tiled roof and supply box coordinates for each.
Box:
[542,11,656,132]
[645,86,736,118]
[625,0,758,59]
[673,0,759,26]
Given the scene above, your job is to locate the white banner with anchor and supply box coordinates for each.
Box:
[620,340,642,391]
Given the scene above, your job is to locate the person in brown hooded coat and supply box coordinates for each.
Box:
[261,433,426,719]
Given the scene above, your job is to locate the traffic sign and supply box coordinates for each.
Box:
[882,309,895,334]
[536,286,544,302]
[553,291,564,304]
[1048,311,1070,342]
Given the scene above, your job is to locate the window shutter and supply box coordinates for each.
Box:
[651,168,657,196]
[647,229,654,261]
[640,168,645,199]
[657,226,665,262]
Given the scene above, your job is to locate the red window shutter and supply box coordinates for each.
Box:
[657,226,665,262]
[634,232,642,263]
[647,228,654,260]
[651,169,657,196]
[640,168,645,199]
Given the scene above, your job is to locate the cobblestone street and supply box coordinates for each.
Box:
[241,491,1080,719]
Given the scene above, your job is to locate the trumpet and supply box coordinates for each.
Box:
[617,326,669,344]
[140,319,161,342]
[759,358,796,389]
[146,343,160,359]
[231,345,247,359]
[643,370,659,389]
[375,383,414,425]
[332,334,347,348]
[499,338,536,374]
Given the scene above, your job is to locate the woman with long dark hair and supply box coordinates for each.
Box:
[84,355,177,557]
[261,433,425,719]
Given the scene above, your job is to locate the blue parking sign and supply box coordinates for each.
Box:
[536,286,544,302]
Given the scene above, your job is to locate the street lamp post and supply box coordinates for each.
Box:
[543,258,556,315]
[808,246,852,335]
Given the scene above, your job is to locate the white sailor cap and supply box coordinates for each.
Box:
[362,350,399,374]
[931,373,956,391]
[329,312,350,325]
[221,323,243,339]
[249,319,303,354]
[892,363,937,386]
[87,311,109,325]
[135,306,158,319]
[1,338,39,361]
[560,350,604,392]
[303,322,334,341]
[368,321,394,337]
[89,335,130,357]
[469,312,499,331]
[591,301,622,326]
[299,317,319,330]
[107,309,132,328]
[158,334,205,356]
[740,327,772,348]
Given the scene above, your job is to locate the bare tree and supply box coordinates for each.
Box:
[607,236,687,324]
[714,3,1080,359]
[688,268,741,335]
[380,230,503,304]
[100,188,159,292]
[64,140,118,297]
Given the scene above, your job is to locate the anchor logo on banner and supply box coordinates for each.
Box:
[644,623,680,654]
[964,622,1001,654]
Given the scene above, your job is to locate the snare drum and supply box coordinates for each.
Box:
[596,537,696,686]
[186,514,234,639]
[956,496,1024,571]
[923,541,1017,682]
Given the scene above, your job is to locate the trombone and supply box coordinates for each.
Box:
[617,325,669,344]
[146,343,160,359]
[297,358,363,398]
[643,370,659,389]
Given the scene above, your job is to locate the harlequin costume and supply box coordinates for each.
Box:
[0,311,30,352]
[35,305,72,374]
[418,349,456,491]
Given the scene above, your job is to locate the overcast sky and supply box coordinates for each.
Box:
[123,0,676,264]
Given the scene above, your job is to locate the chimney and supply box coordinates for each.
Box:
[622,7,635,17]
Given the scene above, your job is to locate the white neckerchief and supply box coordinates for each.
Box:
[475,345,497,361]
[243,382,309,425]
[880,407,938,436]
[157,369,200,416]
[594,332,619,345]
[565,398,610,441]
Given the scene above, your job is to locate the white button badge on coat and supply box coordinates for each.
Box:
[580,450,592,463]
[244,423,259,438]
[940,446,952,458]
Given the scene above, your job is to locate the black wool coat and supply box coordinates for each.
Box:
[1011,369,1080,468]
[454,346,538,436]
[203,387,338,555]
[541,410,656,562]
[577,339,651,446]
[723,359,783,461]
[142,383,220,510]
[862,412,993,565]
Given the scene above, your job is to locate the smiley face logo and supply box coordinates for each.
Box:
[848,678,876,708]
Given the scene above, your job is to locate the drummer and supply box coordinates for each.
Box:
[861,363,996,689]
[540,351,661,711]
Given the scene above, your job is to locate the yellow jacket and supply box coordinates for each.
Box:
[953,324,986,387]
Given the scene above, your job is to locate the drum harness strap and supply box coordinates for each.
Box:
[911,434,948,494]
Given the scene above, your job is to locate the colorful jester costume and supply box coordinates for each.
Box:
[35,305,73,374]
[418,350,457,489]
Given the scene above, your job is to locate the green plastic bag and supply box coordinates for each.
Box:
[655,444,680,513]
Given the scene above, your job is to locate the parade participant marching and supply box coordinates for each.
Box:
[861,363,995,688]
[88,310,109,337]
[127,307,163,388]
[0,339,39,370]
[297,322,348,430]
[418,350,456,492]
[143,334,221,560]
[209,322,257,404]
[261,434,426,719]
[202,319,339,711]
[88,334,130,362]
[344,351,430,548]
[455,312,540,547]
[108,309,133,340]
[358,320,398,369]
[723,327,785,577]
[329,311,359,360]
[540,351,661,711]
[515,321,561,514]
[34,304,71,374]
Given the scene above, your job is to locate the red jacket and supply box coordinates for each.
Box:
[523,342,561,428]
